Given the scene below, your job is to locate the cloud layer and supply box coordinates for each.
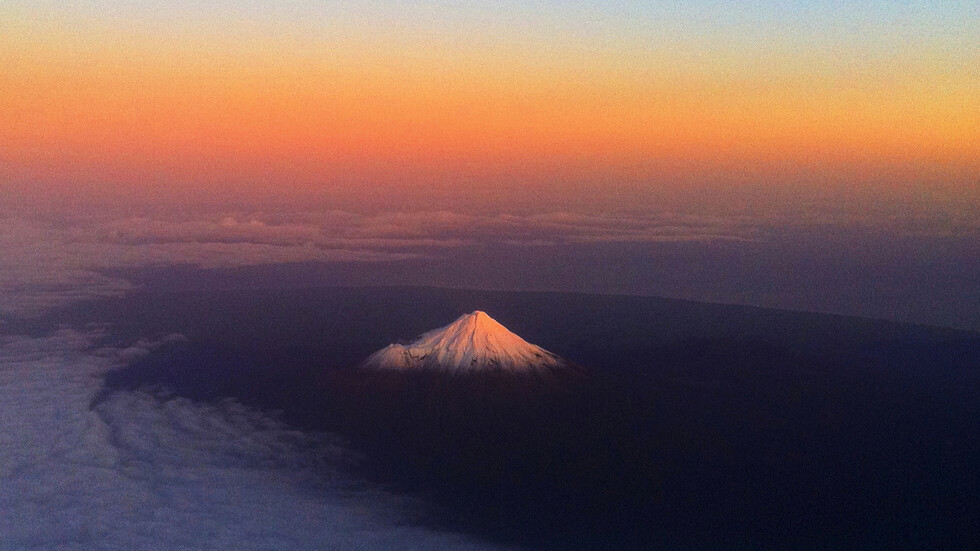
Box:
[2,205,977,326]
[0,330,508,550]
[0,208,762,317]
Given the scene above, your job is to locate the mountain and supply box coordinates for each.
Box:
[362,311,566,372]
[92,286,980,550]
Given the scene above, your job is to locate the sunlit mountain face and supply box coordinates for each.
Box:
[1,1,979,550]
[363,311,567,371]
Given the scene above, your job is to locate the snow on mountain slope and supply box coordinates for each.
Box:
[362,311,566,372]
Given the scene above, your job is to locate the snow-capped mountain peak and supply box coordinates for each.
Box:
[362,311,565,372]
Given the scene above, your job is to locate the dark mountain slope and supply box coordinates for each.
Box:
[88,286,980,550]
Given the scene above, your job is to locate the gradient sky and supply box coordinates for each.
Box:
[2,1,978,211]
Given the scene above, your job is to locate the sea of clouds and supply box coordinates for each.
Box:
[0,208,767,318]
[0,203,977,548]
[0,328,510,550]
[1,204,977,324]
[2,208,688,547]
[0,206,524,549]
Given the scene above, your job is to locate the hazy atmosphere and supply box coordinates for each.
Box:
[2,202,979,330]
[2,1,978,550]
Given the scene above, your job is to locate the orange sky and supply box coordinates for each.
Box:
[2,3,978,211]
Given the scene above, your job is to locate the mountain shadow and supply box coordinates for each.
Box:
[93,286,980,550]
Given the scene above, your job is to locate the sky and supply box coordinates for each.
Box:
[2,1,978,212]
[1,1,978,330]
[0,5,978,546]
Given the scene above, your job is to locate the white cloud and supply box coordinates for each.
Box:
[0,219,134,318]
[86,210,760,248]
[0,330,509,550]
[0,215,419,318]
[12,204,971,319]
[0,208,762,317]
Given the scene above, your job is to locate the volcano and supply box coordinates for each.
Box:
[362,311,566,372]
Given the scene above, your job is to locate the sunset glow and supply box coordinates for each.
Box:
[2,6,980,549]
[3,2,977,207]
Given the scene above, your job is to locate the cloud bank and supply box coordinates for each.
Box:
[0,330,508,550]
[0,208,762,317]
[2,205,977,326]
